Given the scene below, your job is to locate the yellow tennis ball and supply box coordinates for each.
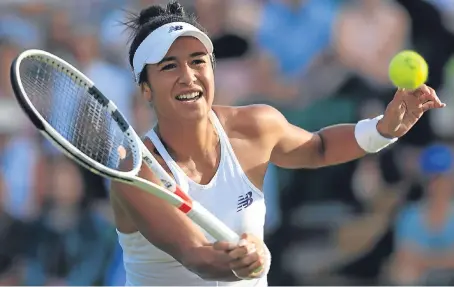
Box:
[388,50,428,90]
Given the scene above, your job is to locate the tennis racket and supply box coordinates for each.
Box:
[10,49,239,243]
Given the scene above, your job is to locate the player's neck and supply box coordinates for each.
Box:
[156,116,218,161]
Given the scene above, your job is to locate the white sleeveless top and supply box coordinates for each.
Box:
[117,111,267,286]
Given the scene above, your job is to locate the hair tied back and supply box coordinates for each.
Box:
[138,6,166,26]
[166,1,186,17]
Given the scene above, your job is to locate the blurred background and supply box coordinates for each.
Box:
[0,0,454,285]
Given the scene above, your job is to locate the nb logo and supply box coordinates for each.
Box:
[237,191,253,212]
[168,25,183,33]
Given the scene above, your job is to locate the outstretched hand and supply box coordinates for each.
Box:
[377,85,446,138]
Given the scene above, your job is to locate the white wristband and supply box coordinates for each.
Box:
[354,115,398,153]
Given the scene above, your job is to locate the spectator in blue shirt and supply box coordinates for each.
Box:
[391,144,454,285]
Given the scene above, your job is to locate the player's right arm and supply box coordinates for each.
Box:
[109,145,261,281]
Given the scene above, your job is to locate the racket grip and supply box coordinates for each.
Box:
[188,201,240,244]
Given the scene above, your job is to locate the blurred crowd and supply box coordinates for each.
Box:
[0,0,454,285]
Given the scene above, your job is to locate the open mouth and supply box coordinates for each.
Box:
[175,92,203,102]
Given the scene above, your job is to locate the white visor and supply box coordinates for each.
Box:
[132,22,213,82]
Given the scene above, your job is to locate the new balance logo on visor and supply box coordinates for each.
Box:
[237,191,253,212]
[168,25,183,33]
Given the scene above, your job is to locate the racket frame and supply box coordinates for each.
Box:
[11,49,143,180]
[10,49,239,242]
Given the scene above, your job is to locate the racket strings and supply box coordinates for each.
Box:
[20,57,134,170]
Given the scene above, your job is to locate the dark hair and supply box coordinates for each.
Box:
[124,1,211,84]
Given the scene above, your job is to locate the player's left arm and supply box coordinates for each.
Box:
[264,106,365,169]
[262,85,445,169]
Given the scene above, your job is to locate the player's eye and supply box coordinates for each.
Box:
[192,59,206,65]
[160,63,177,71]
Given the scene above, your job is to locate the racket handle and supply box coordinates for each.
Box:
[188,201,240,244]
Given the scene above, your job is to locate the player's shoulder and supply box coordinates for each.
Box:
[213,104,286,139]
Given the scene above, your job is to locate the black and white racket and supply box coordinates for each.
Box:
[10,49,239,243]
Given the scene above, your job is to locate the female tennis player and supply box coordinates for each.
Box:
[110,1,445,286]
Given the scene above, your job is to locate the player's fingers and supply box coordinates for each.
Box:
[213,241,236,252]
[239,233,251,242]
[388,89,407,112]
[417,90,438,104]
[418,87,445,108]
[415,84,431,96]
[228,242,255,260]
[400,91,420,110]
[423,95,446,108]
[231,258,264,279]
[117,145,127,160]
[417,92,432,104]
[248,259,265,276]
[421,97,445,108]
[428,87,446,108]
[228,247,247,260]
[229,251,259,270]
[394,88,421,109]
[421,101,436,112]
[393,88,406,101]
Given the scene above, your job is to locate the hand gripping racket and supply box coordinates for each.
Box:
[10,49,239,243]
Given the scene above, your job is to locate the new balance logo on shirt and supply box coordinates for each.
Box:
[237,191,253,212]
